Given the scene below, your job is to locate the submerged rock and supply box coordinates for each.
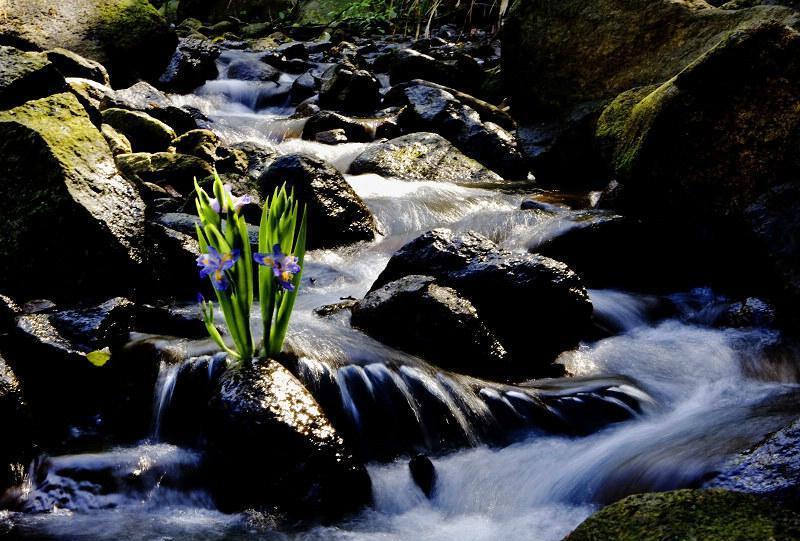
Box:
[352,275,511,378]
[208,359,372,518]
[258,154,378,249]
[349,132,503,183]
[0,93,145,299]
[707,417,800,508]
[101,108,176,153]
[564,489,800,541]
[0,46,66,109]
[372,229,593,370]
[0,0,177,86]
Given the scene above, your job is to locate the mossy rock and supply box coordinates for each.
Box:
[565,489,800,541]
[0,92,145,299]
[595,22,800,220]
[0,0,176,86]
[502,0,800,120]
[102,108,177,153]
[0,46,66,109]
[116,151,214,193]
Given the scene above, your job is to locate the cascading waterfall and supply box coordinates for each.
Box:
[9,46,800,541]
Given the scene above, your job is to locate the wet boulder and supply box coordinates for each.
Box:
[226,59,280,82]
[0,355,32,495]
[315,129,347,144]
[290,70,319,105]
[389,82,528,179]
[352,275,511,378]
[171,129,219,163]
[319,62,382,114]
[101,108,176,153]
[159,38,221,93]
[258,153,378,249]
[389,48,482,94]
[207,359,372,518]
[0,46,67,109]
[564,489,800,541]
[706,417,800,508]
[349,132,503,184]
[302,111,375,143]
[116,152,214,194]
[372,229,593,366]
[0,0,177,86]
[102,81,201,135]
[45,48,110,86]
[0,93,146,299]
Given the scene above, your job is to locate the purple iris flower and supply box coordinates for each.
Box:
[197,246,240,291]
[209,184,252,214]
[253,244,301,291]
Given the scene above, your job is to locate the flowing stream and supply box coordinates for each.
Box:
[8,51,800,541]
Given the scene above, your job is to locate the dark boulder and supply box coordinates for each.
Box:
[258,154,378,249]
[352,275,511,378]
[226,59,280,82]
[207,359,372,518]
[349,132,503,183]
[706,417,800,508]
[0,46,66,109]
[104,81,201,135]
[159,38,220,93]
[302,111,376,143]
[319,62,381,114]
[0,0,177,86]
[116,152,214,193]
[101,108,176,153]
[0,93,146,300]
[0,355,32,495]
[564,489,800,541]
[45,48,110,86]
[290,70,319,104]
[315,129,348,144]
[372,229,593,365]
[409,454,436,498]
[142,221,202,299]
[389,48,482,94]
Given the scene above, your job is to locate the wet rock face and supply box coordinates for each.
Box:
[502,0,798,120]
[707,417,800,508]
[0,0,177,86]
[0,92,146,300]
[208,359,372,518]
[371,229,593,370]
[352,275,511,379]
[564,489,800,541]
[349,132,503,184]
[0,355,32,495]
[159,38,221,93]
[258,153,378,249]
[319,62,382,113]
[0,46,67,109]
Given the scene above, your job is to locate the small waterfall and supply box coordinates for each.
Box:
[152,361,182,440]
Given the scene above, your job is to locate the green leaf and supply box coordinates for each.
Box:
[86,348,111,367]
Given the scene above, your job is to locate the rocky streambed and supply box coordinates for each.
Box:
[1,0,800,539]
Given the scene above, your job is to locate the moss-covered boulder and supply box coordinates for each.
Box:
[349,133,503,184]
[502,0,799,120]
[0,0,176,86]
[116,152,214,193]
[596,23,800,220]
[0,93,146,299]
[0,46,66,109]
[564,489,800,540]
[102,108,177,153]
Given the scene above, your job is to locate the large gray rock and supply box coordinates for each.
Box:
[0,0,177,86]
[349,132,503,184]
[0,46,66,109]
[352,275,511,378]
[0,93,146,299]
[258,153,378,249]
